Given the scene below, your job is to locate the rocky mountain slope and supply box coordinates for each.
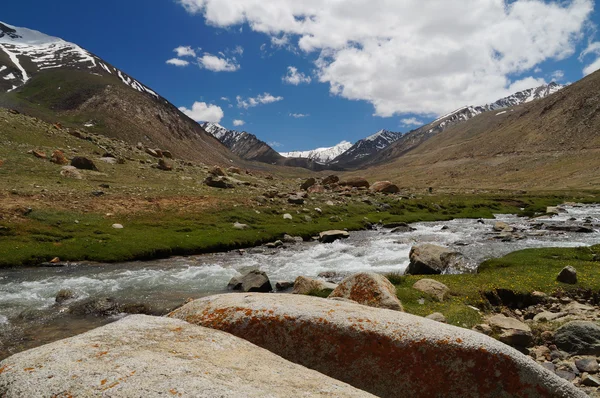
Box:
[364,83,565,168]
[330,130,402,168]
[0,21,240,167]
[202,122,284,164]
[358,73,600,189]
[280,141,353,163]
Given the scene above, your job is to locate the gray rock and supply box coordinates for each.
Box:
[405,244,466,275]
[546,225,595,233]
[292,276,337,295]
[575,358,599,373]
[329,273,403,311]
[233,222,249,230]
[275,281,294,291]
[499,330,534,348]
[301,178,317,190]
[391,226,416,233]
[581,374,600,387]
[412,279,450,302]
[69,297,119,316]
[170,294,587,398]
[541,362,556,372]
[204,175,233,189]
[71,156,98,171]
[488,314,531,333]
[0,315,371,398]
[554,370,576,382]
[557,266,577,284]
[55,289,77,304]
[534,311,568,322]
[288,195,305,205]
[426,313,447,323]
[555,321,600,355]
[228,270,272,293]
[283,213,293,220]
[319,230,350,243]
[265,240,284,249]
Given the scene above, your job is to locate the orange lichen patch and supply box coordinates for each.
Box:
[456,338,463,344]
[96,351,109,357]
[169,389,182,396]
[171,327,183,333]
[23,367,35,372]
[0,365,10,375]
[100,379,108,386]
[91,344,100,348]
[130,371,136,376]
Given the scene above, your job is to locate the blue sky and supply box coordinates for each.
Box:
[3,0,600,151]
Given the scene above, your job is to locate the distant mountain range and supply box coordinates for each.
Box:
[280,141,353,163]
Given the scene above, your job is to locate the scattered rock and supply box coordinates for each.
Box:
[473,324,493,336]
[339,177,370,189]
[157,158,172,171]
[282,234,303,244]
[499,330,533,348]
[275,281,294,291]
[391,225,416,233]
[292,276,337,295]
[99,157,117,164]
[50,150,68,165]
[554,321,600,355]
[71,157,98,171]
[227,270,272,293]
[233,222,249,230]
[145,148,162,158]
[31,150,46,159]
[301,178,317,190]
[533,311,568,322]
[0,315,370,398]
[319,230,350,243]
[226,166,242,174]
[412,279,450,302]
[288,195,305,205]
[493,221,513,232]
[405,244,466,275]
[308,184,325,194]
[170,294,586,398]
[557,266,577,285]
[322,175,340,185]
[55,289,77,304]
[426,313,447,323]
[162,150,173,159]
[488,314,531,333]
[59,166,83,179]
[69,297,119,316]
[575,358,599,374]
[370,181,400,194]
[204,176,234,189]
[330,273,403,311]
[112,224,124,229]
[283,213,293,220]
[546,225,595,233]
[555,370,576,382]
[581,374,600,387]
[209,166,226,176]
[265,240,284,249]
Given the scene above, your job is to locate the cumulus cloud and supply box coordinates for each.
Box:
[198,53,240,72]
[236,93,283,108]
[580,41,600,76]
[233,119,245,126]
[268,141,283,148]
[549,70,565,81]
[400,117,423,127]
[178,0,593,116]
[289,113,309,118]
[174,46,197,57]
[179,102,224,123]
[283,66,312,85]
[166,58,190,67]
[220,96,230,101]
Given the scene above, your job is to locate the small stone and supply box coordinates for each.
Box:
[288,196,305,205]
[275,281,294,291]
[50,150,69,165]
[49,257,61,264]
[541,362,556,372]
[233,222,249,230]
[425,313,446,323]
[71,157,98,171]
[112,224,124,229]
[557,266,577,284]
[555,370,576,382]
[472,324,493,335]
[319,230,350,243]
[499,329,533,348]
[412,279,449,302]
[581,374,600,387]
[55,289,77,304]
[301,178,317,190]
[575,358,599,374]
[283,213,293,220]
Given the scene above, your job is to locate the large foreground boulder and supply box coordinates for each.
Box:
[170,294,584,398]
[0,315,371,397]
[329,273,403,311]
[554,321,600,355]
[405,244,466,275]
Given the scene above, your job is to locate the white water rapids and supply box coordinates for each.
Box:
[1,204,600,357]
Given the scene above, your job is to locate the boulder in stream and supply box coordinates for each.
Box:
[228,270,272,293]
[405,244,466,275]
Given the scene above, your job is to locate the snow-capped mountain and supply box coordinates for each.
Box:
[280,141,353,163]
[201,122,283,164]
[367,82,566,168]
[0,21,158,98]
[330,130,402,167]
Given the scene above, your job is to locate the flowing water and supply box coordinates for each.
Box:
[2,204,600,359]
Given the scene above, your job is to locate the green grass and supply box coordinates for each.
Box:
[384,245,600,329]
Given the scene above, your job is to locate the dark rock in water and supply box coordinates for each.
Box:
[55,289,77,304]
[557,266,577,284]
[555,321,600,355]
[546,225,595,233]
[71,157,98,171]
[319,230,350,243]
[265,240,284,249]
[228,270,272,293]
[69,297,120,316]
[383,222,411,229]
[477,219,485,224]
[301,178,316,190]
[391,226,416,233]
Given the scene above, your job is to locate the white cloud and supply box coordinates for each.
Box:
[268,141,283,148]
[400,117,422,127]
[289,113,309,118]
[166,58,190,67]
[580,41,600,76]
[198,53,240,72]
[178,0,593,116]
[282,66,312,85]
[237,93,283,109]
[549,70,565,81]
[232,45,244,55]
[174,46,197,57]
[220,97,230,101]
[233,119,245,126]
[179,102,224,123]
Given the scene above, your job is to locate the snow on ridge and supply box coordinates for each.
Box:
[280,141,353,163]
[0,21,62,45]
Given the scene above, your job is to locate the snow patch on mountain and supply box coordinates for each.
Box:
[0,21,158,98]
[280,141,353,163]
